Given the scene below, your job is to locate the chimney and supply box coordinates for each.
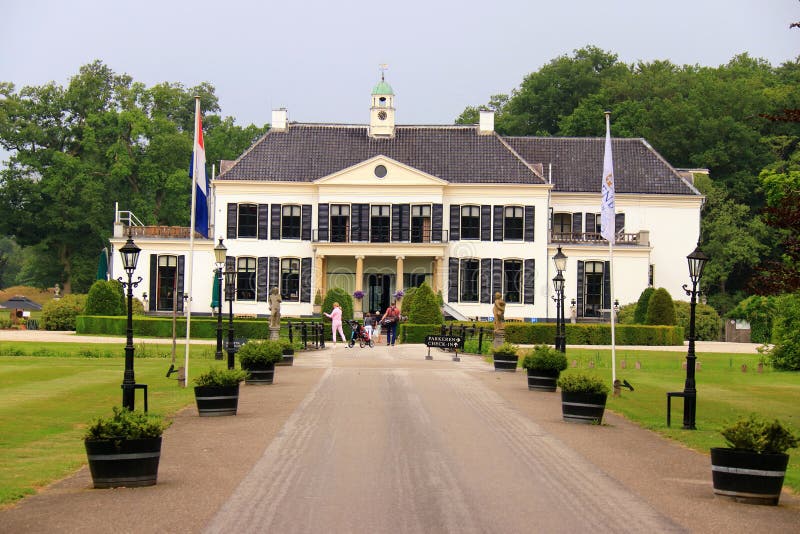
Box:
[479,110,494,135]
[271,108,288,131]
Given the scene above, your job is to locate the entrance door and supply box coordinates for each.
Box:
[157,256,178,311]
[367,274,392,315]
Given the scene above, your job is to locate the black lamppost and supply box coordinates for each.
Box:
[681,243,710,430]
[552,246,568,353]
[118,233,142,411]
[224,267,237,370]
[213,238,227,361]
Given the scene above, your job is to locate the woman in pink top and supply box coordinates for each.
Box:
[324,302,348,347]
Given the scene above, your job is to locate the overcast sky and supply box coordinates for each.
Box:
[2,0,799,128]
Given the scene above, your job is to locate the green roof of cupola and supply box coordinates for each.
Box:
[371,80,394,95]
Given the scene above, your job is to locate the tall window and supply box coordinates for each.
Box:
[411,205,431,243]
[281,205,301,239]
[459,259,480,302]
[157,255,177,311]
[503,259,522,304]
[649,264,655,287]
[583,261,604,317]
[586,212,601,234]
[330,204,350,242]
[504,206,524,240]
[238,204,257,238]
[281,258,300,301]
[371,205,390,242]
[236,257,257,301]
[552,212,571,239]
[461,206,480,239]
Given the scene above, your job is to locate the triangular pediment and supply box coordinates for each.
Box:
[315,156,448,186]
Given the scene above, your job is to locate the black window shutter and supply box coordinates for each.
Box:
[523,259,535,305]
[258,204,269,240]
[480,258,492,303]
[300,257,312,303]
[351,204,362,242]
[481,205,492,241]
[227,203,237,239]
[177,255,185,312]
[585,213,596,234]
[360,204,370,241]
[572,213,582,237]
[269,257,279,292]
[493,206,504,241]
[432,204,443,241]
[318,203,329,241]
[448,258,459,302]
[615,213,625,234]
[270,204,281,240]
[577,260,585,318]
[603,261,611,310]
[400,204,410,241]
[257,257,268,302]
[301,205,312,241]
[492,258,502,297]
[392,204,401,242]
[449,204,460,241]
[225,256,235,299]
[524,206,535,242]
[149,255,157,311]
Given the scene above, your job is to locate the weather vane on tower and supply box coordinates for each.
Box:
[379,63,389,81]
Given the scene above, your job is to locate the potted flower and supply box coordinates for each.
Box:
[194,367,249,416]
[557,372,610,424]
[276,338,296,366]
[491,342,520,372]
[353,290,364,300]
[84,406,170,488]
[238,339,284,384]
[393,289,404,300]
[521,345,568,391]
[711,415,798,505]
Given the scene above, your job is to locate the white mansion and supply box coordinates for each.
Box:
[110,78,703,322]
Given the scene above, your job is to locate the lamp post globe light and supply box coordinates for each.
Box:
[118,233,143,411]
[213,239,227,361]
[681,243,710,430]
[224,268,237,370]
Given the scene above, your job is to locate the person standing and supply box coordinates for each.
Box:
[364,312,374,340]
[324,302,348,347]
[381,301,400,346]
[372,310,382,344]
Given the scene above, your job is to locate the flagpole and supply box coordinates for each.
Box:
[602,111,617,385]
[185,96,202,387]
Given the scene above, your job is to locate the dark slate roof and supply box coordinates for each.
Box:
[505,137,699,195]
[219,125,544,184]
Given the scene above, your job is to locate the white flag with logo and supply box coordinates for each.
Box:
[601,113,616,242]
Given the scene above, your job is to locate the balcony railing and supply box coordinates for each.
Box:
[551,231,648,245]
[313,228,449,244]
[126,226,197,239]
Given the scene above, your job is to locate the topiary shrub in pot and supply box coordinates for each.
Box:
[238,339,284,384]
[276,338,296,366]
[491,342,520,372]
[557,372,611,424]
[711,415,799,505]
[194,367,249,416]
[521,345,568,392]
[84,406,170,488]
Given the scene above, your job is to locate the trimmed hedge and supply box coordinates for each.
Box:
[502,322,683,346]
[77,315,271,339]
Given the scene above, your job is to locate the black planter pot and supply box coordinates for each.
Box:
[711,447,789,505]
[561,391,607,424]
[194,384,240,416]
[493,354,518,372]
[243,362,276,384]
[276,349,294,367]
[526,368,560,391]
[85,437,162,488]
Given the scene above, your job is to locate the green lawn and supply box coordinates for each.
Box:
[0,341,221,505]
[560,348,800,492]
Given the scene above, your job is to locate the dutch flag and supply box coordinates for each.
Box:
[190,98,209,238]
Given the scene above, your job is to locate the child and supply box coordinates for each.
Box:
[372,310,382,344]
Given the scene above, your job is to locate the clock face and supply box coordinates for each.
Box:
[378,110,387,121]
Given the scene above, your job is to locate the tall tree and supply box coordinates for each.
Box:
[0,62,268,292]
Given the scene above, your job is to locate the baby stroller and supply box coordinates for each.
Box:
[347,319,374,348]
